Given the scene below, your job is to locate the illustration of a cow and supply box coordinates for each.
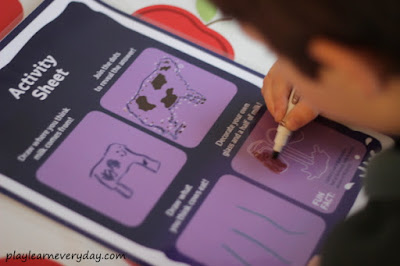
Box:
[126,58,206,139]
[90,143,160,198]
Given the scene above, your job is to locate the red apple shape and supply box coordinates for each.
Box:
[0,257,62,266]
[0,0,23,40]
[134,5,234,59]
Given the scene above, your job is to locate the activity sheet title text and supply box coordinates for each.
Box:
[9,55,69,101]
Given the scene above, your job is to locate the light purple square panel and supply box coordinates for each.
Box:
[232,112,367,213]
[177,175,325,266]
[37,111,186,227]
[100,47,237,148]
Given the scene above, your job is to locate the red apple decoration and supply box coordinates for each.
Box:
[126,259,141,266]
[0,257,62,266]
[134,5,234,59]
[0,0,23,40]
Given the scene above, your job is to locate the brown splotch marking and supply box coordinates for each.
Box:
[253,151,287,174]
[161,88,178,108]
[136,96,156,111]
[151,73,167,90]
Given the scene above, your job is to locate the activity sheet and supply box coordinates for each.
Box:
[0,1,381,265]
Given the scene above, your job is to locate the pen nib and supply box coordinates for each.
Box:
[271,151,279,160]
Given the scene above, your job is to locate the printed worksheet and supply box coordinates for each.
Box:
[0,1,381,265]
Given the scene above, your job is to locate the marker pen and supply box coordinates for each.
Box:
[272,89,299,159]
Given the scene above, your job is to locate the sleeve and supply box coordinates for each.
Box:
[320,200,400,266]
[321,140,400,266]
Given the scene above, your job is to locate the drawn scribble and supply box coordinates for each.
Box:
[126,57,207,139]
[232,228,291,265]
[237,206,305,235]
[250,143,288,174]
[221,243,251,266]
[219,206,307,264]
[247,128,330,180]
[90,143,161,198]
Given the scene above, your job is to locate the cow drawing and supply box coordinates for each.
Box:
[126,57,206,139]
[90,143,160,198]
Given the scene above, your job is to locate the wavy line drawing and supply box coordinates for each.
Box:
[237,205,305,235]
[232,228,291,265]
[221,243,251,266]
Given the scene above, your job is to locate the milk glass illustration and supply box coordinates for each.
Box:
[232,112,367,213]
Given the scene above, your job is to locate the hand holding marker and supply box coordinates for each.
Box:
[272,89,299,159]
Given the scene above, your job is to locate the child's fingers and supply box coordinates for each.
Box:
[261,64,292,122]
[307,256,321,266]
[270,78,292,122]
[283,100,319,131]
[262,72,275,116]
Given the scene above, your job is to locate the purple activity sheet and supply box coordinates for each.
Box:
[0,1,381,265]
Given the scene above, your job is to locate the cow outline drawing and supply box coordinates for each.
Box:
[90,143,161,198]
[125,57,207,139]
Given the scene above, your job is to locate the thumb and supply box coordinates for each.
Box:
[282,100,319,131]
[307,256,322,266]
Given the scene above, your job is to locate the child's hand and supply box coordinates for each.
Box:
[307,256,321,266]
[262,59,319,131]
